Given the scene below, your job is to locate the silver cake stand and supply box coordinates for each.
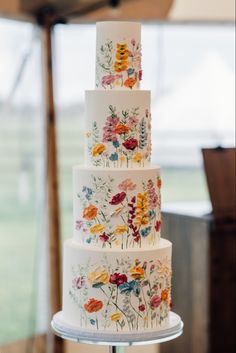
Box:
[51,311,183,352]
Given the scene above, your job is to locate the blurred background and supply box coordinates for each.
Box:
[0,0,235,353]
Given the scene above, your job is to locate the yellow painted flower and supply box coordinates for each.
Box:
[90,224,105,234]
[144,316,148,322]
[135,192,149,226]
[88,268,109,285]
[92,143,106,157]
[132,152,142,163]
[115,240,120,246]
[110,312,122,322]
[130,266,145,280]
[114,224,128,235]
[120,155,126,162]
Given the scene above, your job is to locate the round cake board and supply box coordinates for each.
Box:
[51,311,183,346]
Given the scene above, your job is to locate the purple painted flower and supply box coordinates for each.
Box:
[72,276,85,289]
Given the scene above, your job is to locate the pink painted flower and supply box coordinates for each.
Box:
[122,138,138,151]
[118,179,137,192]
[131,38,136,46]
[150,295,161,309]
[109,192,126,205]
[72,276,85,289]
[128,115,139,127]
[138,304,145,312]
[147,179,158,209]
[103,115,120,142]
[109,273,128,286]
[101,74,122,86]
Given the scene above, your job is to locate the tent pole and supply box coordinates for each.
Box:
[41,19,64,353]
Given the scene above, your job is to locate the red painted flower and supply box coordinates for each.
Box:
[150,295,161,309]
[109,192,126,205]
[155,220,161,232]
[99,232,109,242]
[122,138,138,151]
[139,70,143,81]
[109,273,128,286]
[138,304,145,312]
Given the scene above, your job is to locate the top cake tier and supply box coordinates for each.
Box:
[96,21,142,90]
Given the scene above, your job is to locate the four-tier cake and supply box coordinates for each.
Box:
[62,21,172,334]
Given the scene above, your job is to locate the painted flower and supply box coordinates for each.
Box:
[92,143,106,156]
[114,224,128,235]
[88,268,109,286]
[101,74,122,86]
[109,152,118,161]
[140,226,151,237]
[127,67,135,76]
[72,276,85,289]
[114,124,130,134]
[109,191,126,205]
[124,77,137,89]
[90,224,105,234]
[128,115,139,127]
[135,192,149,226]
[110,206,125,217]
[83,204,98,220]
[109,273,128,286]
[132,152,142,163]
[110,312,122,321]
[155,220,161,232]
[119,280,136,294]
[138,304,145,312]
[118,179,136,191]
[147,179,158,209]
[150,295,161,309]
[75,220,83,230]
[84,298,103,313]
[161,289,169,301]
[99,232,109,242]
[123,138,138,150]
[132,281,141,296]
[130,266,145,280]
[114,61,128,72]
[112,140,120,148]
[157,177,162,189]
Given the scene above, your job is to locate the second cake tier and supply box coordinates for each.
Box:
[85,90,151,168]
[73,166,162,249]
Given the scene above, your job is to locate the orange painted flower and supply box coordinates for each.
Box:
[83,204,98,220]
[124,77,137,89]
[84,298,103,313]
[92,143,106,156]
[114,61,128,72]
[114,124,130,134]
[161,289,169,301]
[157,177,162,189]
[130,266,145,280]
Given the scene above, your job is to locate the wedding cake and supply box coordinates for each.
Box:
[62,21,172,334]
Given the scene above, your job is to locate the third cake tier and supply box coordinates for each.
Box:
[73,166,162,249]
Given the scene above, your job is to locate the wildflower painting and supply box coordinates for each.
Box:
[87,104,151,168]
[96,38,142,89]
[69,255,172,331]
[74,173,161,249]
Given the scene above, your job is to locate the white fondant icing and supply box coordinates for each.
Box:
[85,90,151,168]
[62,239,172,333]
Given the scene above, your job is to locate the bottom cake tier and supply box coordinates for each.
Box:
[62,239,172,333]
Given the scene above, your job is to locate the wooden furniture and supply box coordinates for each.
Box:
[160,203,236,353]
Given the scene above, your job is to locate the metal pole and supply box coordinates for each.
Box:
[109,346,125,353]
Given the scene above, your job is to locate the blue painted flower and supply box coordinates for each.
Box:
[119,280,135,294]
[132,281,141,297]
[82,186,93,201]
[112,140,120,148]
[90,319,96,325]
[109,152,118,161]
[86,237,92,244]
[148,210,156,220]
[127,68,135,76]
[141,226,151,237]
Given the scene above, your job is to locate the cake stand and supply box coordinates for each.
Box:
[51,311,183,352]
